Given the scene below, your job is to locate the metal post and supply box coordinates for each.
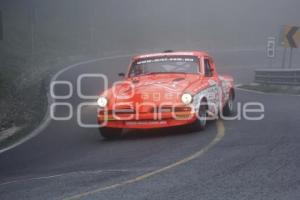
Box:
[288,47,294,68]
[281,48,287,68]
[0,10,3,40]
[269,58,273,68]
[89,3,95,49]
[30,4,35,63]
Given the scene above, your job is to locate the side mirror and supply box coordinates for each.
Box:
[118,72,125,77]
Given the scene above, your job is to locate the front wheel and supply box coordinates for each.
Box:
[99,127,123,139]
[190,100,207,131]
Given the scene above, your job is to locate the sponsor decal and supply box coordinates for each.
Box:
[125,121,167,125]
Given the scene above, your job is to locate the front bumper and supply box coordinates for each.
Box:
[97,111,197,129]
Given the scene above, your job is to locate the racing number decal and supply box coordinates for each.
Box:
[206,85,219,114]
[193,84,220,116]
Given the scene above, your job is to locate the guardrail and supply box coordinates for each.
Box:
[254,69,300,86]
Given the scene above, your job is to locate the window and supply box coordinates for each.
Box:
[204,59,212,77]
[129,56,200,77]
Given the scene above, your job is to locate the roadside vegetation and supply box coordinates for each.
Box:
[0,1,97,147]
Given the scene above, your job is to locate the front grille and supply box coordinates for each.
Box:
[99,106,192,115]
[156,106,192,113]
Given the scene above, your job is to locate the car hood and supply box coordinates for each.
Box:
[108,74,202,105]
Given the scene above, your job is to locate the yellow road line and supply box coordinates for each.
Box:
[63,120,225,200]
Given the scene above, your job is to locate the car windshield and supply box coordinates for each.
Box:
[129,56,200,77]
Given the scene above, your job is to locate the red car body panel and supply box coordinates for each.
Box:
[97,51,234,129]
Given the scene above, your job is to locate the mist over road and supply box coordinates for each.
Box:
[0,0,300,199]
[0,55,299,200]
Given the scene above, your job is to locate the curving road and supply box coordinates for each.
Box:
[0,56,299,200]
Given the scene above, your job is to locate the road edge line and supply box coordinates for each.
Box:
[63,120,225,200]
[0,54,132,154]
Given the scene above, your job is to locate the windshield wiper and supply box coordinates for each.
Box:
[143,72,187,75]
[143,72,165,75]
[133,72,187,77]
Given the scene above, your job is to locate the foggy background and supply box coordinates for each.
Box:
[1,0,300,61]
[0,0,300,131]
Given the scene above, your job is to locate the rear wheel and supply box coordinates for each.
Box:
[99,127,123,139]
[222,90,234,116]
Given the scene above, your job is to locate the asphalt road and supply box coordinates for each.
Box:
[0,56,299,200]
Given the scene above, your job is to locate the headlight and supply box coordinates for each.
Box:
[97,97,108,107]
[181,93,193,105]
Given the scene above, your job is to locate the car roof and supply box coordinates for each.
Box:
[133,51,210,60]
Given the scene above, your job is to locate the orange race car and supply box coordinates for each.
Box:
[97,50,234,139]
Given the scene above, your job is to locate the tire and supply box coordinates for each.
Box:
[99,127,123,139]
[222,90,234,116]
[190,99,207,131]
